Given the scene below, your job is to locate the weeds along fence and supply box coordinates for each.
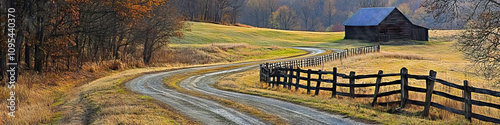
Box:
[260,67,500,123]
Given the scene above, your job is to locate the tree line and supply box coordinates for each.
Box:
[0,0,184,75]
[173,0,466,31]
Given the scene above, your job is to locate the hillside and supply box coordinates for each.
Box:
[171,22,347,47]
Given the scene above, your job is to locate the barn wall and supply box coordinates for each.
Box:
[378,10,413,40]
[345,26,378,41]
[410,25,429,41]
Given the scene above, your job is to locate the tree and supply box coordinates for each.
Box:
[411,7,428,26]
[323,0,337,27]
[397,3,411,17]
[136,3,184,64]
[296,0,321,31]
[359,0,387,8]
[243,0,278,27]
[423,0,500,83]
[270,5,299,30]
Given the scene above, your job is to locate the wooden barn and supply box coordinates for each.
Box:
[343,7,428,42]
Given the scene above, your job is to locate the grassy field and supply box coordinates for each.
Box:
[171,22,365,48]
[217,30,500,124]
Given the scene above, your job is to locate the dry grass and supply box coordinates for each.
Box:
[217,41,499,124]
[0,70,107,124]
[428,30,464,42]
[152,43,306,65]
[55,68,197,125]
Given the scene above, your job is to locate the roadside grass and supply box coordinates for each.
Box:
[0,71,108,125]
[162,64,289,125]
[55,67,198,125]
[217,40,499,124]
[153,43,307,65]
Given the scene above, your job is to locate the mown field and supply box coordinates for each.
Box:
[171,21,370,48]
[217,30,500,124]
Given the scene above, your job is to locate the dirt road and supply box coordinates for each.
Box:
[126,47,367,125]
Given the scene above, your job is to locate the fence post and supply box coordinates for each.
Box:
[271,70,276,88]
[283,67,288,88]
[463,80,472,121]
[295,67,300,91]
[400,67,409,108]
[349,71,356,98]
[315,70,322,95]
[332,67,337,98]
[372,70,383,106]
[288,66,293,90]
[307,69,312,94]
[259,64,263,82]
[423,70,437,117]
[267,64,271,83]
[276,68,282,88]
[345,49,348,57]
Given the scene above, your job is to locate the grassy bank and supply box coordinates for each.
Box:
[172,22,346,47]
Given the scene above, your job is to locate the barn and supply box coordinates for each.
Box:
[343,7,428,42]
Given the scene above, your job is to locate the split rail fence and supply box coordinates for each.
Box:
[259,45,500,124]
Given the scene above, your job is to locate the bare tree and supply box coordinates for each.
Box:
[297,0,321,31]
[270,5,299,30]
[323,0,337,27]
[359,0,387,8]
[423,0,500,83]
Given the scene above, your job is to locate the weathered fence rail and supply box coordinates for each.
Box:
[260,66,500,124]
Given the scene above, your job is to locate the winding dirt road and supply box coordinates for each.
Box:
[126,47,367,125]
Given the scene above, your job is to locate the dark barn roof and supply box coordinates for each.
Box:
[343,7,404,26]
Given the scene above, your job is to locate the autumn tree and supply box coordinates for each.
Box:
[423,0,500,83]
[270,5,299,30]
[0,0,184,75]
[134,3,184,64]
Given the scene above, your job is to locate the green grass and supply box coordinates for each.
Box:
[172,22,348,47]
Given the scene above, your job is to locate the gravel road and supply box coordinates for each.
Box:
[126,47,367,125]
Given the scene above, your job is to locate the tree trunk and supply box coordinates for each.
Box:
[143,38,151,65]
[25,44,31,69]
[34,17,45,72]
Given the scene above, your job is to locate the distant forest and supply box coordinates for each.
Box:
[172,0,466,31]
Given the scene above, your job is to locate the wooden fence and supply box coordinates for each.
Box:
[259,45,380,82]
[259,66,500,124]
